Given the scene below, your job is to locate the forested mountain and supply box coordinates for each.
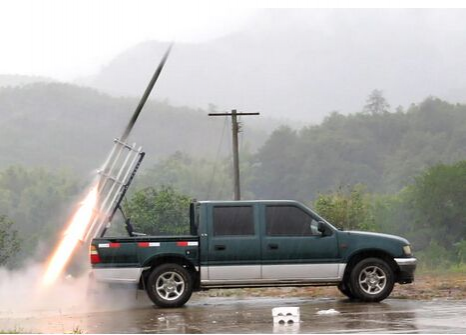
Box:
[2,81,466,203]
[251,97,466,200]
[0,82,273,173]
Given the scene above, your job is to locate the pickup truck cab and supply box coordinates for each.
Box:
[90,200,416,307]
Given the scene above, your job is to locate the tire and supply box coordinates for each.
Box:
[146,263,193,308]
[349,257,394,302]
[337,282,356,299]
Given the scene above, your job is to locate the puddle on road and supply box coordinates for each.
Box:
[1,293,466,333]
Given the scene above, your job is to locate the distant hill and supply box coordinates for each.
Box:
[78,10,466,123]
[0,74,55,87]
[0,83,277,173]
[78,38,331,122]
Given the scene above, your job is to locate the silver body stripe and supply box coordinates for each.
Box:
[201,263,346,285]
[207,265,261,281]
[262,263,344,280]
[92,267,143,284]
[92,263,346,286]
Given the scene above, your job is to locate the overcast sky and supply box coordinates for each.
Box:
[0,0,257,79]
[1,1,461,80]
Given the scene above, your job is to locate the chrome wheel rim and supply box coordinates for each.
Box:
[155,271,185,301]
[358,265,387,295]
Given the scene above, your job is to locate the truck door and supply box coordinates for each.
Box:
[261,204,340,280]
[204,204,261,282]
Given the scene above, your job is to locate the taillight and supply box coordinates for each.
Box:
[90,245,101,264]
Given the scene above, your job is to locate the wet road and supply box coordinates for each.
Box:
[2,294,466,333]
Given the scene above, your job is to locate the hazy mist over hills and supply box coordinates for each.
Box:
[0,83,276,173]
[76,9,466,122]
[0,75,55,87]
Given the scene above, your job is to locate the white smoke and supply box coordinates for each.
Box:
[0,262,151,333]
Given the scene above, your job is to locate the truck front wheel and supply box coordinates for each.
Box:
[146,263,193,308]
[349,257,394,302]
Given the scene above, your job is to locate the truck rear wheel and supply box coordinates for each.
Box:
[337,282,356,299]
[146,263,193,308]
[349,257,394,302]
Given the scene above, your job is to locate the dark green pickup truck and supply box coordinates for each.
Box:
[90,200,416,307]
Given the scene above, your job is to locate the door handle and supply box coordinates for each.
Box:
[214,244,226,251]
[268,243,279,250]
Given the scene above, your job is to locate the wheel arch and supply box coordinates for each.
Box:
[139,254,199,290]
[343,249,399,283]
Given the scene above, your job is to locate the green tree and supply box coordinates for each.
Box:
[363,89,390,115]
[0,165,80,259]
[454,240,466,265]
[124,186,191,235]
[409,161,466,248]
[314,184,376,231]
[252,126,301,199]
[371,191,416,239]
[135,152,236,200]
[0,215,20,267]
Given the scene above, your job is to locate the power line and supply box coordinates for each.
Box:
[206,117,228,199]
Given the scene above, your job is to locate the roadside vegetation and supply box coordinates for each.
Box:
[0,328,22,334]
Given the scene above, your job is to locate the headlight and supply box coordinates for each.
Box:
[403,245,412,256]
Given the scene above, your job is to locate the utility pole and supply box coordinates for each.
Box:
[208,109,260,200]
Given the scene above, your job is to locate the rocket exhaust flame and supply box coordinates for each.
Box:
[41,185,98,288]
[40,141,144,289]
[39,44,172,288]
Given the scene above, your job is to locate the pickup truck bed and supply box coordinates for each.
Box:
[91,235,199,284]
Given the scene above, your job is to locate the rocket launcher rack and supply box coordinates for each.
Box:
[83,44,172,242]
[83,138,145,241]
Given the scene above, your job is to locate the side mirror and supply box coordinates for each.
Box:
[318,221,329,236]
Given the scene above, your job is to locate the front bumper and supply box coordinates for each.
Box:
[394,257,417,284]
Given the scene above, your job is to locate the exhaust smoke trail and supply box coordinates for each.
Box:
[41,185,98,288]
